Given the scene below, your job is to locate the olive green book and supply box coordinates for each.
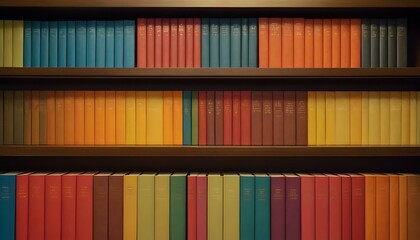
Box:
[13,91,24,144]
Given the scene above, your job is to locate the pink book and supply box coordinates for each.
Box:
[193,18,201,68]
[146,18,155,68]
[162,18,170,68]
[197,174,207,240]
[170,18,178,68]
[136,18,147,68]
[154,18,162,68]
[186,18,194,68]
[178,18,186,68]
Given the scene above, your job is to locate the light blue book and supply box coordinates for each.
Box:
[219,18,230,67]
[0,173,17,240]
[201,18,210,68]
[106,21,115,68]
[86,20,96,68]
[31,21,41,67]
[40,21,49,67]
[95,21,106,68]
[230,18,241,68]
[123,20,135,68]
[67,21,76,67]
[183,91,192,145]
[248,18,258,68]
[76,21,87,67]
[241,18,249,67]
[255,174,270,240]
[209,18,219,68]
[240,174,255,240]
[24,21,31,67]
[49,21,58,67]
[58,21,67,67]
[114,20,124,68]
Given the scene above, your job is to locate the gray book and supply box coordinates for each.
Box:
[379,19,388,68]
[370,19,380,68]
[361,18,371,68]
[3,91,14,144]
[397,18,407,67]
[39,91,48,144]
[13,91,24,144]
[0,91,3,144]
[387,19,397,68]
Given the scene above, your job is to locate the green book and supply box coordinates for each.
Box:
[170,173,187,240]
[396,18,407,67]
[3,91,14,144]
[255,174,270,240]
[39,91,47,144]
[13,91,24,144]
[0,91,3,144]
[379,19,388,68]
[192,91,199,145]
[370,19,379,68]
[361,19,371,68]
[387,19,397,68]
[240,174,255,240]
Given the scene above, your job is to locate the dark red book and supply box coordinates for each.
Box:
[240,91,251,146]
[340,174,352,240]
[108,173,125,240]
[300,174,315,240]
[232,91,241,146]
[77,172,95,240]
[188,174,198,240]
[45,173,63,240]
[262,91,273,145]
[206,91,215,145]
[271,174,286,240]
[251,91,263,145]
[29,173,47,240]
[146,18,155,68]
[215,91,224,146]
[198,91,207,146]
[296,91,308,145]
[328,174,342,240]
[178,18,186,68]
[94,173,110,240]
[62,173,79,240]
[273,91,284,145]
[16,173,31,240]
[186,18,194,68]
[223,91,232,145]
[351,174,365,240]
[283,92,296,145]
[197,174,207,240]
[315,174,329,240]
[285,174,301,240]
[154,18,162,68]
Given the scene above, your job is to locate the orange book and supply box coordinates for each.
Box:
[55,91,65,145]
[105,91,116,145]
[163,91,174,145]
[116,91,126,144]
[314,19,323,68]
[376,175,390,240]
[162,18,170,68]
[281,18,294,68]
[154,18,163,68]
[31,91,40,144]
[94,91,105,145]
[84,91,95,145]
[173,91,183,145]
[186,18,194,68]
[24,91,32,144]
[332,19,340,68]
[365,174,376,240]
[137,18,147,68]
[74,91,84,145]
[399,175,407,240]
[293,18,304,68]
[178,18,186,68]
[125,91,136,144]
[340,19,351,68]
[350,19,361,68]
[64,91,75,145]
[407,174,420,240]
[268,18,281,68]
[389,175,399,240]
[323,19,332,68]
[46,91,55,145]
[135,91,147,145]
[304,19,314,68]
[258,18,269,68]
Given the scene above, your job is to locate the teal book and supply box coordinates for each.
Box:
[40,21,49,67]
[76,21,87,67]
[241,18,249,67]
[0,91,3,144]
[58,21,67,67]
[387,19,397,68]
[248,18,258,67]
[183,91,192,145]
[3,91,14,144]
[201,18,210,68]
[0,172,17,240]
[240,174,255,240]
[219,18,230,67]
[114,20,124,68]
[191,91,199,145]
[49,21,58,67]
[370,19,379,68]
[31,21,41,67]
[361,18,370,68]
[255,174,270,240]
[123,20,135,68]
[396,18,407,67]
[24,21,31,67]
[170,173,187,240]
[67,21,76,67]
[379,19,388,68]
[230,18,241,68]
[96,21,106,67]
[209,18,219,67]
[86,20,96,67]
[13,91,24,144]
[105,21,115,67]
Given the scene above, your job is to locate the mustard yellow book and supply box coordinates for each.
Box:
[126,91,136,144]
[361,92,370,145]
[409,92,417,145]
[335,91,350,145]
[146,91,163,145]
[417,92,420,144]
[390,92,402,145]
[208,173,223,240]
[94,91,105,145]
[3,20,13,67]
[316,91,326,145]
[138,173,155,240]
[369,92,381,145]
[350,91,362,145]
[135,91,147,145]
[12,20,24,67]
[116,91,126,144]
[163,91,174,145]
[155,173,170,240]
[401,92,410,145]
[124,172,139,240]
[223,174,240,240]
[380,92,391,145]
[0,20,4,66]
[173,91,183,145]
[308,91,317,145]
[325,92,335,145]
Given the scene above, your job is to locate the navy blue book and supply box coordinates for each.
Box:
[76,21,87,67]
[67,21,76,67]
[201,18,210,68]
[114,20,124,68]
[86,20,96,68]
[248,18,258,67]
[106,21,115,68]
[24,21,31,67]
[58,21,67,67]
[49,21,58,67]
[241,18,249,67]
[40,21,49,67]
[230,18,241,68]
[0,172,17,240]
[209,18,220,67]
[31,21,41,67]
[96,21,106,67]
[219,18,230,67]
[183,91,192,145]
[123,20,135,68]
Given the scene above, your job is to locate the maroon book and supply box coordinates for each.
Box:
[206,91,215,145]
[94,173,110,240]
[251,91,263,145]
[215,91,224,146]
[340,174,352,240]
[273,91,284,145]
[108,173,125,240]
[262,91,273,145]
[284,92,296,145]
[232,91,241,146]
[271,174,286,240]
[223,91,233,145]
[285,174,301,240]
[328,174,342,240]
[296,91,308,145]
[351,174,365,240]
[299,174,315,240]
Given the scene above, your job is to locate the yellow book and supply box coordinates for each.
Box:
[135,91,147,145]
[380,92,391,145]
[12,20,24,67]
[389,92,402,145]
[409,92,417,145]
[3,20,13,67]
[325,92,335,145]
[307,91,317,145]
[138,173,155,240]
[223,174,240,240]
[173,91,183,145]
[369,92,381,145]
[361,92,370,145]
[316,91,326,145]
[155,174,170,240]
[0,20,4,66]
[124,173,139,240]
[147,91,164,145]
[208,173,223,240]
[163,91,174,145]
[401,92,410,145]
[350,91,362,145]
[418,92,420,144]
[116,91,126,144]
[335,91,350,145]
[126,91,136,144]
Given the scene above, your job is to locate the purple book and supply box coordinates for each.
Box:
[285,174,301,240]
[271,174,286,240]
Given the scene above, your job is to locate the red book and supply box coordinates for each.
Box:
[186,18,194,68]
[136,18,147,68]
[232,91,241,146]
[193,18,201,68]
[223,91,232,145]
[162,18,170,68]
[340,174,352,240]
[178,18,186,68]
[93,173,110,240]
[251,91,262,145]
[323,19,332,68]
[77,172,95,240]
[314,19,323,68]
[282,18,294,68]
[294,18,305,68]
[45,173,63,240]
[197,174,207,240]
[315,174,329,240]
[296,91,308,145]
[262,91,273,145]
[351,174,365,240]
[29,173,47,240]
[154,18,163,68]
[328,174,342,240]
[62,173,78,240]
[206,91,215,145]
[170,18,178,68]
[198,91,207,146]
[215,91,224,146]
[108,173,124,240]
[300,174,315,240]
[146,18,155,68]
[304,19,314,68]
[271,174,286,240]
[188,174,198,240]
[16,173,30,240]
[273,91,284,145]
[350,19,361,68]
[240,91,251,145]
[284,92,296,145]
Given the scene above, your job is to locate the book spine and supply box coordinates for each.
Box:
[86,21,96,67]
[315,175,329,240]
[192,91,199,145]
[39,91,47,144]
[16,174,29,240]
[155,18,163,68]
[0,174,16,240]
[231,18,241,67]
[0,21,3,67]
[370,19,380,68]
[268,17,281,68]
[146,91,164,144]
[232,91,241,146]
[241,18,249,67]
[23,91,31,144]
[410,92,417,145]
[163,91,174,145]
[301,175,315,240]
[45,175,62,240]
[31,91,39,144]
[316,91,326,145]
[58,21,67,67]
[106,21,115,67]
[255,176,270,240]
[248,18,258,67]
[136,18,146,68]
[223,175,240,240]
[147,18,155,68]
[361,19,371,68]
[294,18,305,68]
[197,175,208,240]
[284,92,296,145]
[76,21,87,67]
[376,176,390,240]
[3,21,12,67]
[391,92,403,145]
[48,21,58,67]
[137,174,155,239]
[396,18,407,67]
[93,175,109,240]
[67,21,76,67]
[271,175,286,240]
[209,18,219,67]
[341,176,352,240]
[387,19,397,68]
[215,91,224,145]
[40,21,49,67]
[381,92,391,144]
[12,20,24,67]
[399,175,408,240]
[329,175,342,240]
[273,91,284,145]
[201,18,210,67]
[223,91,233,145]
[188,175,197,240]
[14,91,24,144]
[31,21,41,67]
[155,174,170,240]
[305,19,314,68]
[262,91,273,145]
[407,175,420,239]
[350,19,361,68]
[208,174,223,240]
[123,20,135,67]
[46,91,56,144]
[365,175,376,240]
[296,91,308,145]
[178,18,186,67]
[241,91,251,145]
[74,91,84,145]
[389,175,399,240]
[135,91,147,144]
[286,176,301,240]
[186,18,194,68]
[170,18,177,68]
[162,18,170,68]
[62,174,77,240]
[76,174,93,240]
[114,20,124,67]
[361,92,369,145]
[350,92,362,145]
[198,91,207,145]
[341,19,350,68]
[240,175,255,240]
[173,91,183,145]
[193,18,201,68]
[24,21,32,67]
[251,91,263,145]
[29,174,45,240]
[170,175,187,240]
[109,174,123,240]
[55,91,64,144]
[95,91,106,145]
[104,91,116,145]
[64,91,75,145]
[84,91,95,145]
[379,19,388,68]
[3,91,13,144]
[323,19,332,68]
[336,92,350,145]
[183,91,192,145]
[258,17,269,68]
[314,19,323,68]
[95,21,106,67]
[220,18,230,67]
[368,92,381,145]
[207,91,215,145]
[125,91,136,144]
[282,18,294,68]
[331,19,341,68]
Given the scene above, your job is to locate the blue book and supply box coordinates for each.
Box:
[241,18,249,67]
[67,21,76,67]
[230,18,241,68]
[183,91,192,145]
[201,18,210,68]
[49,21,58,67]
[219,18,230,67]
[86,21,96,68]
[106,21,115,68]
[0,173,17,240]
[31,21,41,67]
[24,21,31,67]
[240,174,255,240]
[76,21,87,67]
[58,21,67,67]
[96,21,106,68]
[123,20,135,68]
[209,18,220,68]
[255,174,270,240]
[40,21,49,67]
[114,20,124,68]
[248,18,258,68]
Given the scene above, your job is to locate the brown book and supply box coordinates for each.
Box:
[284,92,296,145]
[273,91,284,145]
[296,91,308,145]
[407,174,420,240]
[94,173,110,240]
[206,91,215,146]
[251,91,263,145]
[215,91,224,146]
[262,91,273,145]
[108,173,125,240]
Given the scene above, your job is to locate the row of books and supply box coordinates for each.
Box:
[0,172,419,240]
[0,20,24,67]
